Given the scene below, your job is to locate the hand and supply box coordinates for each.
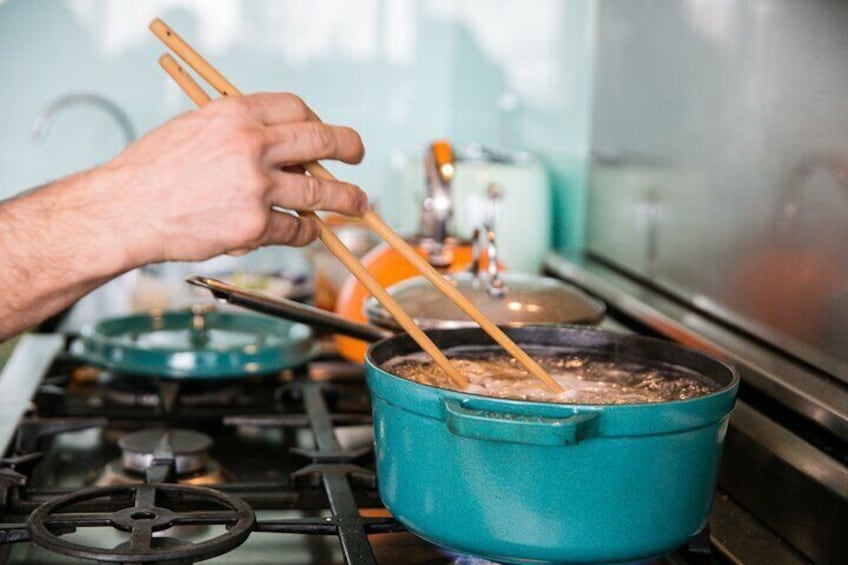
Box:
[101,92,367,264]
[0,92,367,340]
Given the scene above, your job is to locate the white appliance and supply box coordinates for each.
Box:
[390,143,551,273]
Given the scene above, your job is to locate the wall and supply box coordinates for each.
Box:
[0,0,455,206]
[0,0,595,326]
[587,0,848,378]
[0,0,594,242]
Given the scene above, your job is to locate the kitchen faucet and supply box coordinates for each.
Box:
[31,92,136,147]
[420,140,455,267]
[30,93,143,326]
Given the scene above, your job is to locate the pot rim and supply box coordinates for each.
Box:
[365,325,739,411]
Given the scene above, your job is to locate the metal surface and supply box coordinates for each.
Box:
[188,275,392,343]
[589,0,848,380]
[0,345,426,564]
[420,141,455,260]
[708,493,809,565]
[365,227,604,330]
[546,252,848,442]
[365,271,604,330]
[27,484,255,563]
[119,429,212,475]
[722,402,848,565]
[300,383,378,564]
[546,251,848,565]
[480,228,506,296]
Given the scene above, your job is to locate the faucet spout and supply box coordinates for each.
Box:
[31,92,136,148]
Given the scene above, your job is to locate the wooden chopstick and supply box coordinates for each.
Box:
[360,209,562,392]
[156,53,468,389]
[159,54,210,106]
[151,18,561,393]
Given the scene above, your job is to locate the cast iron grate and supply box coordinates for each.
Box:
[0,359,404,564]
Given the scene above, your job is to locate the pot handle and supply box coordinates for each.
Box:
[444,400,600,446]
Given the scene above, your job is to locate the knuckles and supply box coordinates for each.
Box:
[307,122,337,155]
[290,220,319,247]
[229,206,270,246]
[244,164,271,193]
[183,92,359,250]
[279,92,311,121]
[301,175,321,208]
[211,92,312,123]
[233,126,267,161]
[209,95,252,120]
[272,214,318,247]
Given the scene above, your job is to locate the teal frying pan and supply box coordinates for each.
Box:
[71,307,313,379]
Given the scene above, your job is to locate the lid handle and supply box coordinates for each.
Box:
[189,303,214,348]
[484,228,506,297]
[468,227,507,298]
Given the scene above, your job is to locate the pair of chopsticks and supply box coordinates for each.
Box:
[149,18,562,394]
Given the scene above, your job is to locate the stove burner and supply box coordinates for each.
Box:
[27,484,255,563]
[94,459,229,487]
[119,429,212,475]
[99,374,244,411]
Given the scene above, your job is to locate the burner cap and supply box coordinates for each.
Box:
[119,429,212,475]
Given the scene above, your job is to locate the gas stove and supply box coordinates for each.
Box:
[0,329,721,564]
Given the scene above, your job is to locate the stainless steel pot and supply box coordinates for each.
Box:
[364,229,605,330]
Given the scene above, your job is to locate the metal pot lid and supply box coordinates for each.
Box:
[70,306,313,379]
[365,271,605,329]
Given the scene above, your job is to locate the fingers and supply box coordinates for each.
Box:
[192,92,369,255]
[221,92,320,124]
[262,121,365,166]
[259,210,318,247]
[211,94,365,165]
[267,169,368,216]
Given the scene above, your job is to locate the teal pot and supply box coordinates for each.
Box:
[366,326,738,564]
[189,277,739,563]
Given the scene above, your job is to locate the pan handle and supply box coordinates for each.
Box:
[444,400,600,446]
[185,275,393,343]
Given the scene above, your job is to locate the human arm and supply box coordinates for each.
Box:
[0,93,367,340]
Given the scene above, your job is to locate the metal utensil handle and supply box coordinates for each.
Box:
[484,228,506,297]
[185,275,392,343]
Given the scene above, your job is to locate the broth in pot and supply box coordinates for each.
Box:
[382,346,716,405]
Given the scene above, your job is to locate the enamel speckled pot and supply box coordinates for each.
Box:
[366,326,738,564]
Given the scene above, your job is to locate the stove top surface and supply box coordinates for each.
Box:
[0,333,719,565]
